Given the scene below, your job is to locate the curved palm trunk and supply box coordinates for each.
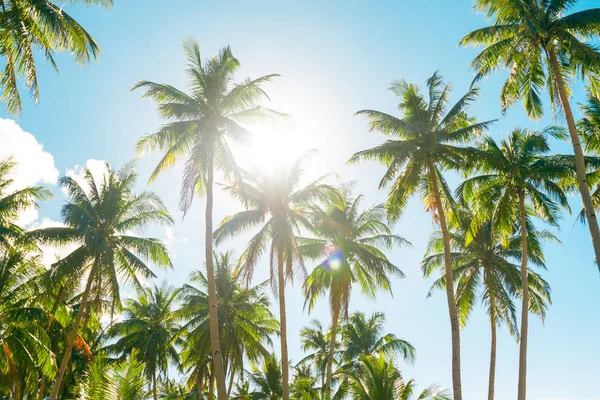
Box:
[205,159,228,400]
[517,194,529,400]
[488,312,497,400]
[49,256,100,400]
[428,162,462,400]
[547,47,600,267]
[277,251,290,400]
[324,302,341,400]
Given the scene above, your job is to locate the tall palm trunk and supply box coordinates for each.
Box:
[38,285,66,400]
[152,369,157,400]
[517,193,529,400]
[324,302,341,399]
[547,47,600,265]
[428,161,462,400]
[488,309,496,400]
[205,156,228,400]
[277,251,290,400]
[49,256,100,400]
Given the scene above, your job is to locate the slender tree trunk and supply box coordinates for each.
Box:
[277,251,290,400]
[227,364,235,398]
[196,365,204,400]
[49,256,100,400]
[153,369,158,400]
[37,376,46,400]
[428,162,462,400]
[205,156,228,400]
[209,368,215,400]
[547,47,600,266]
[324,303,340,400]
[39,285,67,400]
[517,193,530,400]
[488,313,497,400]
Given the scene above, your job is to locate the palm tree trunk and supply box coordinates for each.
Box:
[517,193,530,400]
[226,361,236,398]
[152,369,158,400]
[49,256,100,400]
[38,285,66,400]
[37,376,46,400]
[205,157,228,400]
[277,250,290,400]
[324,303,340,400]
[209,368,215,400]
[547,47,600,266]
[428,162,462,400]
[197,368,204,398]
[488,313,496,400]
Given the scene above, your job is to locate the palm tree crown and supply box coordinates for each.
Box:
[177,252,278,397]
[0,0,112,114]
[134,39,280,212]
[341,312,414,365]
[460,0,600,118]
[106,283,182,400]
[349,71,494,220]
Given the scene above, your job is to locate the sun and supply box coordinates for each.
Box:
[234,107,316,173]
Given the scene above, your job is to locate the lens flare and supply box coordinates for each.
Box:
[323,245,344,271]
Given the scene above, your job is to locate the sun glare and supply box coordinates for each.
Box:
[234,94,322,174]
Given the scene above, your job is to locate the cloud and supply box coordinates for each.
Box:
[0,118,59,226]
[62,159,109,196]
[31,218,79,268]
[164,227,187,259]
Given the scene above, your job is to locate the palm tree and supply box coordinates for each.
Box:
[135,39,279,400]
[0,251,54,399]
[422,208,552,400]
[460,0,600,272]
[71,350,149,400]
[27,163,173,400]
[344,354,451,400]
[0,0,112,114]
[349,72,494,400]
[213,157,334,400]
[297,320,330,389]
[458,128,571,400]
[106,284,182,400]
[340,312,414,366]
[177,252,278,398]
[0,158,51,250]
[302,189,408,398]
[290,365,321,400]
[246,355,282,400]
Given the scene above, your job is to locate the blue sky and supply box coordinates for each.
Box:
[2,1,600,399]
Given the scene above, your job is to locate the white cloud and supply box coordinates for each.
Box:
[164,227,187,259]
[31,218,79,268]
[0,118,59,227]
[62,159,109,196]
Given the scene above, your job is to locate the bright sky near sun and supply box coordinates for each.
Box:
[2,1,599,399]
